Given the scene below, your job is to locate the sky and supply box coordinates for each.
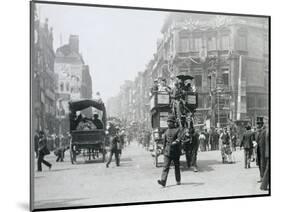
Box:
[37,3,167,102]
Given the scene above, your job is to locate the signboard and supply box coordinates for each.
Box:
[160,112,168,128]
[186,95,196,104]
[157,94,170,104]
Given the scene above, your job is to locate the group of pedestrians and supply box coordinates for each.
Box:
[240,117,269,191]
[34,130,71,172]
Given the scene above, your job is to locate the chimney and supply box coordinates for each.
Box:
[69,35,79,53]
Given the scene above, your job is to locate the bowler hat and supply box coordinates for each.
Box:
[246,125,251,130]
[167,114,176,123]
[256,116,264,124]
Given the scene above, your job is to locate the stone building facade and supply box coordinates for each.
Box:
[54,35,93,133]
[107,13,269,129]
[32,16,56,134]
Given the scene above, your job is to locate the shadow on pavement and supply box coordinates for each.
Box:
[165,182,205,188]
[35,198,89,209]
[49,167,77,172]
[119,157,133,162]
[180,160,224,172]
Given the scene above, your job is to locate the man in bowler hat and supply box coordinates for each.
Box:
[158,114,181,187]
[256,117,267,182]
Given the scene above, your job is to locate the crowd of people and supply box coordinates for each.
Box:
[34,113,269,191]
[34,130,71,171]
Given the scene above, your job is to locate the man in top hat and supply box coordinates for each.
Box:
[158,114,181,187]
[256,116,267,182]
[240,125,254,168]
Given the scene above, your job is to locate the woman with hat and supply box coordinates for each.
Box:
[157,114,181,187]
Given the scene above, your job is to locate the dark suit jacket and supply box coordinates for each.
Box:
[257,127,267,162]
[163,128,181,158]
[109,135,120,152]
[265,130,269,159]
[240,130,254,149]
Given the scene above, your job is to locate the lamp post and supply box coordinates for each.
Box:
[216,87,223,128]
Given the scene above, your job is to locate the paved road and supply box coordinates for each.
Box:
[34,142,268,209]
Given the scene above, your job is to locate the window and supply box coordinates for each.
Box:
[222,73,229,86]
[60,83,64,92]
[247,95,255,108]
[194,38,202,51]
[179,38,189,52]
[264,72,269,89]
[207,37,216,51]
[194,75,202,88]
[198,96,203,108]
[66,82,70,91]
[237,35,247,51]
[221,35,230,50]
[257,96,265,108]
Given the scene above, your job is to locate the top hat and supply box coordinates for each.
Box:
[167,115,176,123]
[256,116,264,124]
